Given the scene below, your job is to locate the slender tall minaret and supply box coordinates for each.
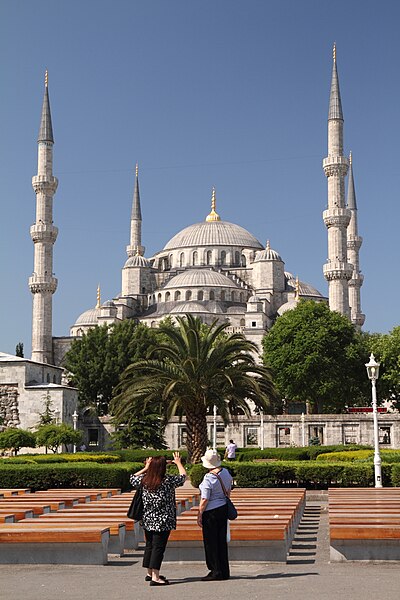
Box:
[29,71,58,363]
[126,163,144,257]
[346,152,365,328]
[322,44,353,317]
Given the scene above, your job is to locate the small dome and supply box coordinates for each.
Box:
[277,299,299,316]
[163,269,239,289]
[170,302,210,314]
[254,241,282,262]
[248,295,262,303]
[163,221,263,251]
[74,307,101,326]
[101,300,115,308]
[124,254,150,268]
[285,274,323,298]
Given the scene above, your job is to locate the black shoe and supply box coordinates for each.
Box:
[145,575,166,582]
[201,573,222,581]
[149,580,169,586]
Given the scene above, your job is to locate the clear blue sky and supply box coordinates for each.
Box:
[1,0,399,355]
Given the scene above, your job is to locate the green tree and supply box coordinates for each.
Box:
[111,315,278,463]
[15,342,24,358]
[111,414,167,450]
[366,326,400,407]
[64,320,158,415]
[262,301,370,414]
[0,428,36,455]
[38,392,56,426]
[35,424,83,453]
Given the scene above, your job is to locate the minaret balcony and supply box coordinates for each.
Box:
[32,175,58,195]
[323,208,351,228]
[348,273,364,286]
[28,275,57,294]
[347,236,363,250]
[323,156,348,178]
[323,261,353,281]
[30,223,58,243]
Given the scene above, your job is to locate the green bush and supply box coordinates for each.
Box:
[236,448,310,462]
[391,464,400,486]
[0,461,143,491]
[1,453,120,464]
[108,449,188,463]
[317,449,400,464]
[189,462,235,488]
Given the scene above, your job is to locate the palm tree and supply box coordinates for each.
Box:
[111,315,278,463]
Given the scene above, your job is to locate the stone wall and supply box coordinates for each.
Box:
[0,384,20,429]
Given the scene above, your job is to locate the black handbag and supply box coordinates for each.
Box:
[214,472,238,520]
[127,485,144,520]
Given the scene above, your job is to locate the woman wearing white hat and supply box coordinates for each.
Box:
[197,449,233,581]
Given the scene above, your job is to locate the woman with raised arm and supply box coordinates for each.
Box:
[130,452,187,586]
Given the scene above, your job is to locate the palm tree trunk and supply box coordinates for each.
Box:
[185,408,208,464]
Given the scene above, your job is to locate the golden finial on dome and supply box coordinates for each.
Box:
[205,187,221,222]
[96,284,101,308]
[45,70,48,88]
[349,151,352,165]
[333,42,336,64]
[295,276,300,300]
[135,162,139,177]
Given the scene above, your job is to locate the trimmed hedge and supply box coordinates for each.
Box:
[235,445,371,462]
[391,465,400,486]
[189,460,394,489]
[108,449,188,463]
[0,462,142,492]
[0,453,121,464]
[317,449,400,463]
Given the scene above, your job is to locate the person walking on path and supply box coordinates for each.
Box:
[130,452,187,586]
[197,449,233,581]
[224,440,237,461]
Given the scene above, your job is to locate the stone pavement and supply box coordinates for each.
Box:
[1,501,400,600]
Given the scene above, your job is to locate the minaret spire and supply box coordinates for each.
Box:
[127,162,144,257]
[323,45,352,318]
[29,71,58,363]
[346,153,365,329]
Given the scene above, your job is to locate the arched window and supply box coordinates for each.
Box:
[239,292,244,303]
[174,290,181,301]
[151,321,156,328]
[206,250,212,265]
[231,291,236,302]
[165,291,171,302]
[53,375,57,383]
[197,291,204,301]
[241,254,246,267]
[157,293,162,302]
[235,251,240,265]
[46,374,50,383]
[77,328,83,337]
[240,318,245,327]
[221,251,226,266]
[209,290,215,301]
[180,253,185,268]
[169,254,173,268]
[192,251,198,266]
[185,290,192,301]
[221,291,226,301]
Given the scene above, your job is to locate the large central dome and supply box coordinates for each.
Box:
[163,220,263,251]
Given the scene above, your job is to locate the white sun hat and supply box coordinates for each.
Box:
[201,449,222,469]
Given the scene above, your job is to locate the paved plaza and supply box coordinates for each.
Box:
[1,502,400,600]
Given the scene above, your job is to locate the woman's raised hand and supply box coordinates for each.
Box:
[144,457,153,470]
[172,451,182,464]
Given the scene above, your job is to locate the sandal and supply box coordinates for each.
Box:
[145,575,166,582]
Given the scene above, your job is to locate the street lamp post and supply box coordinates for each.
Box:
[365,353,382,488]
[260,410,264,450]
[301,412,305,447]
[72,410,78,454]
[213,405,217,450]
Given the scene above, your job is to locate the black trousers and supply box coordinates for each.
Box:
[202,504,230,579]
[143,529,170,570]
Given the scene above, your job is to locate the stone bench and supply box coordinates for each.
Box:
[0,524,110,564]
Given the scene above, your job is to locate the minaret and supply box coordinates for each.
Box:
[29,71,58,363]
[126,163,144,257]
[346,152,365,328]
[322,44,353,317]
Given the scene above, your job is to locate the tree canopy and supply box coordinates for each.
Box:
[35,424,83,453]
[262,300,370,413]
[64,320,158,415]
[365,326,400,407]
[111,315,278,463]
[0,428,36,455]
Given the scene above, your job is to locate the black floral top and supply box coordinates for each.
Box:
[130,473,186,532]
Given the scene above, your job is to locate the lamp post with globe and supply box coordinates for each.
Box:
[365,353,382,488]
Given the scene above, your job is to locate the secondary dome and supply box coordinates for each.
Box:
[124,254,150,268]
[285,273,323,298]
[254,240,282,262]
[163,269,239,289]
[163,221,263,251]
[170,302,210,314]
[73,307,101,326]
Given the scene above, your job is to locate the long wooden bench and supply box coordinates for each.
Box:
[328,488,400,561]
[0,524,110,564]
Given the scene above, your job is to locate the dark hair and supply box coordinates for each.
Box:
[229,439,234,444]
[142,456,167,491]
